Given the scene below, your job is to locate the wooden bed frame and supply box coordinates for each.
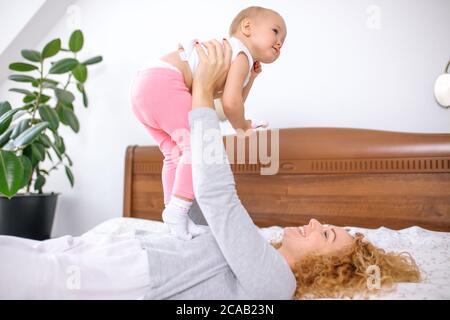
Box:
[123,127,450,232]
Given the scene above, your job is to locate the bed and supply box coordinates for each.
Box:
[116,126,450,299]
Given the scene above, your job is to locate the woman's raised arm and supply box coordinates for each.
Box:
[188,40,296,299]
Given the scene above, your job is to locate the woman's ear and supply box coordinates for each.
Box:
[240,18,252,37]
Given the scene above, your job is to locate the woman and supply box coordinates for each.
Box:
[0,39,420,300]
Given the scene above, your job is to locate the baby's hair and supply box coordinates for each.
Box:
[229,6,281,36]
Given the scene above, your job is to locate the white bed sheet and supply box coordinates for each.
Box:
[84,217,450,300]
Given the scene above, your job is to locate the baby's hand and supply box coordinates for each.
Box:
[251,120,269,129]
[251,61,262,78]
[236,120,253,136]
[244,119,253,131]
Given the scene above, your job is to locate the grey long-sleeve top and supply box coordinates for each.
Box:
[137,108,296,300]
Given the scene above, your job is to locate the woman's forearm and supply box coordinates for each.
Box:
[192,84,214,109]
[188,108,296,299]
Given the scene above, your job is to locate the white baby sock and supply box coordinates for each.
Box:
[162,196,205,240]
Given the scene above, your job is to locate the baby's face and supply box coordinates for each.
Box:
[251,12,287,63]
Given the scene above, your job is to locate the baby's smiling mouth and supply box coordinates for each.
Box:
[272,47,279,55]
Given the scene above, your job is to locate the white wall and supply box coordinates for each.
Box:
[0,0,449,237]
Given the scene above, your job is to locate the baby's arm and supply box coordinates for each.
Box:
[221,53,251,131]
[242,76,255,103]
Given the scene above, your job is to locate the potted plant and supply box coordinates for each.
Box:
[0,29,102,240]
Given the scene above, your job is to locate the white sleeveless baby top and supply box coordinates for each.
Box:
[178,37,254,87]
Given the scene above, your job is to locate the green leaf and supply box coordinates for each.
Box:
[34,174,46,191]
[9,88,33,96]
[61,138,66,154]
[72,64,87,83]
[65,154,73,166]
[0,128,13,148]
[32,143,46,162]
[76,82,84,92]
[8,74,36,83]
[0,108,22,136]
[38,105,59,131]
[0,150,24,198]
[23,94,36,103]
[10,118,30,139]
[63,102,73,111]
[69,30,84,52]
[23,145,36,167]
[0,101,12,117]
[39,134,52,148]
[82,91,88,108]
[21,50,42,62]
[60,107,79,133]
[9,62,38,72]
[50,141,62,161]
[82,56,102,65]
[38,94,51,104]
[45,150,53,161]
[76,83,88,107]
[54,88,75,105]
[42,38,61,59]
[48,134,62,160]
[12,122,49,149]
[53,132,62,146]
[49,58,79,74]
[57,136,66,154]
[52,133,66,154]
[21,104,35,111]
[65,165,74,187]
[19,156,32,189]
[34,78,59,89]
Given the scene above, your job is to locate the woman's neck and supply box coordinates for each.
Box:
[277,246,295,269]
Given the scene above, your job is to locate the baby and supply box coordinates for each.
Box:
[130,6,287,239]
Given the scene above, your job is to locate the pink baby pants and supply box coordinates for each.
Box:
[130,68,193,204]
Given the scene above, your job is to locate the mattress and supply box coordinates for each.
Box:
[84,217,450,300]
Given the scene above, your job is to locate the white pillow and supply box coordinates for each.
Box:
[83,217,170,237]
[84,217,284,243]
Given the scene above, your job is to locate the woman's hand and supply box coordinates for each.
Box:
[192,39,232,109]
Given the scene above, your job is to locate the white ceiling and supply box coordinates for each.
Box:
[0,0,46,55]
[0,0,76,82]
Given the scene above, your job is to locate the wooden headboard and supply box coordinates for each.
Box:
[124,127,450,232]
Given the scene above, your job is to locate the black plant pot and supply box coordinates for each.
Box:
[0,193,59,240]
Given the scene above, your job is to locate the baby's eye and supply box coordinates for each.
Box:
[272,28,279,34]
[324,231,328,239]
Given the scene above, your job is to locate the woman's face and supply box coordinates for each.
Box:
[280,219,353,263]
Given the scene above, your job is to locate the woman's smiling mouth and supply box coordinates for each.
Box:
[285,226,306,237]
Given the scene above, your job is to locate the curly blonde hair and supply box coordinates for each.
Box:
[271,232,421,299]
